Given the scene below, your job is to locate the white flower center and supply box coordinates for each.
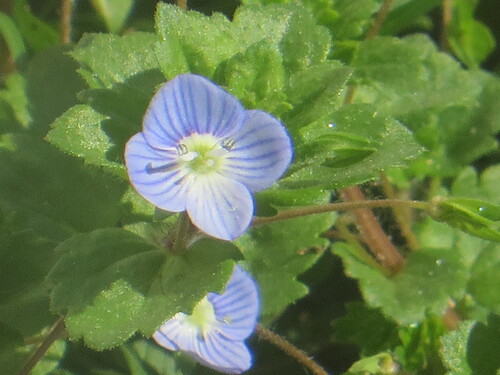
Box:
[183,296,218,339]
[176,133,233,175]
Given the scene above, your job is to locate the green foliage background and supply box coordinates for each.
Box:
[0,0,499,374]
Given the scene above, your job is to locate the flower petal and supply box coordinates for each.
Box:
[124,133,190,212]
[208,266,259,341]
[221,110,292,192]
[186,174,253,240]
[143,74,245,149]
[191,333,252,374]
[152,315,185,351]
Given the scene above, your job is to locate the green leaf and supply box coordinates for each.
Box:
[278,8,331,74]
[468,244,500,314]
[0,12,25,61]
[122,339,196,375]
[25,46,86,137]
[48,228,240,349]
[282,105,423,190]
[447,0,496,68]
[0,73,30,129]
[332,302,399,356]
[47,105,124,175]
[440,320,475,375]
[0,134,128,234]
[91,0,134,33]
[351,35,481,117]
[76,68,166,171]
[254,184,331,212]
[236,212,333,318]
[284,62,352,132]
[349,35,500,177]
[452,166,500,205]
[345,353,399,375]
[65,280,145,349]
[395,315,446,373]
[333,244,468,324]
[0,227,57,336]
[466,315,500,375]
[155,3,320,77]
[0,323,25,375]
[70,32,163,89]
[214,40,287,114]
[154,4,237,77]
[12,0,58,52]
[329,0,380,40]
[429,197,500,242]
[48,228,161,314]
[441,316,500,375]
[380,0,441,35]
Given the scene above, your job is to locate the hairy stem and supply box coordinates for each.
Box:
[379,172,419,250]
[18,317,66,375]
[60,0,74,44]
[365,0,394,40]
[170,212,193,253]
[251,199,428,226]
[255,324,329,375]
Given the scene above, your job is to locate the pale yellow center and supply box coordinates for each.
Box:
[176,133,232,175]
[184,296,218,338]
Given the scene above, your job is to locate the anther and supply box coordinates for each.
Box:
[177,143,189,155]
[221,138,235,151]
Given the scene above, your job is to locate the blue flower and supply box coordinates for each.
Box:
[153,265,259,374]
[125,74,292,240]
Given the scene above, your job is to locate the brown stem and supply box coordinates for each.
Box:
[440,0,452,51]
[339,0,406,275]
[365,0,394,40]
[255,324,329,375]
[335,216,390,276]
[379,172,419,250]
[251,199,428,226]
[18,317,66,375]
[60,0,73,44]
[176,0,187,10]
[341,187,405,274]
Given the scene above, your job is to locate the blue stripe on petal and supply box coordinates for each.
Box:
[153,266,258,374]
[143,75,246,145]
[185,174,253,240]
[220,110,292,192]
[190,333,252,374]
[208,266,259,341]
[125,133,190,212]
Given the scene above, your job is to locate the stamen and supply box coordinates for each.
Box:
[146,161,178,174]
[221,138,235,151]
[177,143,189,155]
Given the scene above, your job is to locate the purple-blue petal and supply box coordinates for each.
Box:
[124,133,190,212]
[208,266,259,341]
[220,110,293,192]
[143,74,246,149]
[192,333,252,374]
[185,174,253,241]
[153,266,258,374]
